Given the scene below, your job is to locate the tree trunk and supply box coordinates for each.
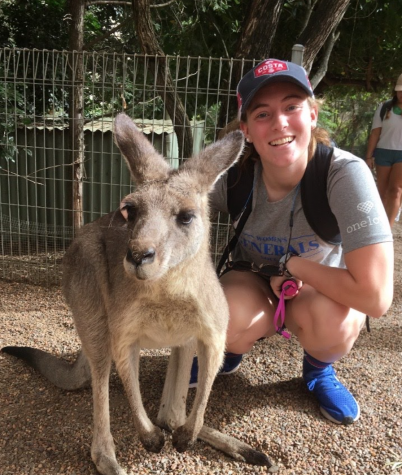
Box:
[68,0,85,232]
[218,0,285,129]
[309,30,340,90]
[297,0,351,73]
[131,0,193,159]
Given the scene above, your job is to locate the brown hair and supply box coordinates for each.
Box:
[384,91,399,120]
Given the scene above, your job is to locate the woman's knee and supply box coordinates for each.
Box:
[386,183,402,201]
[289,288,364,347]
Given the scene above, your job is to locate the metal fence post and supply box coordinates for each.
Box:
[291,44,304,66]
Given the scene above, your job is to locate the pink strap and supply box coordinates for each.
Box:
[273,279,298,339]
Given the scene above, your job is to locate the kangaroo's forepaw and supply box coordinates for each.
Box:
[140,426,165,453]
[172,425,196,453]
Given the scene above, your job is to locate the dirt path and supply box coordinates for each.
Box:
[0,223,401,475]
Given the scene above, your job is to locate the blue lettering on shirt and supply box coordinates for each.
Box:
[239,233,320,259]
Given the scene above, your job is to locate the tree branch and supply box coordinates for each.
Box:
[87,1,131,5]
[84,15,133,49]
[298,0,319,38]
[211,21,230,58]
[297,0,351,74]
[84,0,177,49]
[310,29,340,90]
[131,0,193,158]
[86,0,176,8]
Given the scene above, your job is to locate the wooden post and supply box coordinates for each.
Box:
[69,0,85,232]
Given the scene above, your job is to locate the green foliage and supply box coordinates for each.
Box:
[318,87,390,157]
[326,0,402,90]
[1,0,401,92]
[1,0,401,155]
[154,0,245,57]
[0,82,32,165]
[84,4,133,51]
[0,0,69,49]
[194,102,221,144]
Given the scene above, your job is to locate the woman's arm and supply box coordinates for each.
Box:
[365,127,382,169]
[285,242,394,318]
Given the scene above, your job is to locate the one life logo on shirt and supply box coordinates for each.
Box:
[347,201,384,233]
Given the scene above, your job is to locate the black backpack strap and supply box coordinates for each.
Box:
[219,144,341,275]
[226,159,255,223]
[301,144,341,244]
[380,99,393,121]
[216,160,254,275]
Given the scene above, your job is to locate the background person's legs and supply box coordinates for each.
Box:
[375,164,391,203]
[374,150,402,226]
[382,162,402,225]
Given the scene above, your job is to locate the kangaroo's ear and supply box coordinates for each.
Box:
[181,130,245,191]
[114,113,170,183]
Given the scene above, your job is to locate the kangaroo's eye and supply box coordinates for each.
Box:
[177,211,194,225]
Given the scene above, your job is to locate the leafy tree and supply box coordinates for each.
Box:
[0,82,32,164]
[1,0,402,159]
[2,0,401,92]
[325,0,402,91]
[0,0,69,49]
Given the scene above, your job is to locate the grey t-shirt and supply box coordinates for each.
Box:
[210,147,392,268]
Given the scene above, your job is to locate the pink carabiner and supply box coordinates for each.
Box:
[282,279,298,297]
[273,279,298,339]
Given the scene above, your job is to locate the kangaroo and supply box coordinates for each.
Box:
[2,114,275,475]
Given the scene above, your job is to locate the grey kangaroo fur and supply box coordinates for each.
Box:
[2,114,275,475]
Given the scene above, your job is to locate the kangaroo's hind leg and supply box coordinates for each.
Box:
[157,341,196,431]
[173,336,225,452]
[114,341,165,454]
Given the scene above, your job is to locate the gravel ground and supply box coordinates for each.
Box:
[1,223,401,475]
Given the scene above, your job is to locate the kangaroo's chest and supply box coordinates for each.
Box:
[112,294,205,349]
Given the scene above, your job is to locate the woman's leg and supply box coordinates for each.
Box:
[382,162,402,226]
[284,284,366,424]
[220,270,277,355]
[375,163,391,202]
[188,270,277,388]
[222,276,365,424]
[222,272,366,361]
[284,284,366,362]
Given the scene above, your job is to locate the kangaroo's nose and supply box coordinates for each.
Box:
[126,247,155,266]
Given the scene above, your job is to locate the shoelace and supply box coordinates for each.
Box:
[273,279,298,339]
[307,372,340,392]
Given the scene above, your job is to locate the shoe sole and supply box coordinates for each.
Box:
[189,363,241,389]
[320,402,361,425]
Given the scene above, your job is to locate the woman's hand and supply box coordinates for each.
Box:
[270,275,303,299]
[365,157,374,170]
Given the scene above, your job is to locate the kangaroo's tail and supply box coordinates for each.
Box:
[2,346,91,390]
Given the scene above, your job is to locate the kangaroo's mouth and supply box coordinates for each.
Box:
[124,248,163,282]
[126,248,155,267]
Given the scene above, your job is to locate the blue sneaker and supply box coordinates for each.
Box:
[303,356,360,425]
[189,353,243,389]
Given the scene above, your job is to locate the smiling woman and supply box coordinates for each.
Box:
[240,81,317,190]
[189,58,394,428]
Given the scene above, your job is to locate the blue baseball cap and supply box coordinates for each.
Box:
[237,59,314,118]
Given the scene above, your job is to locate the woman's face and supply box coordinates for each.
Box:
[396,90,402,104]
[240,82,318,169]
